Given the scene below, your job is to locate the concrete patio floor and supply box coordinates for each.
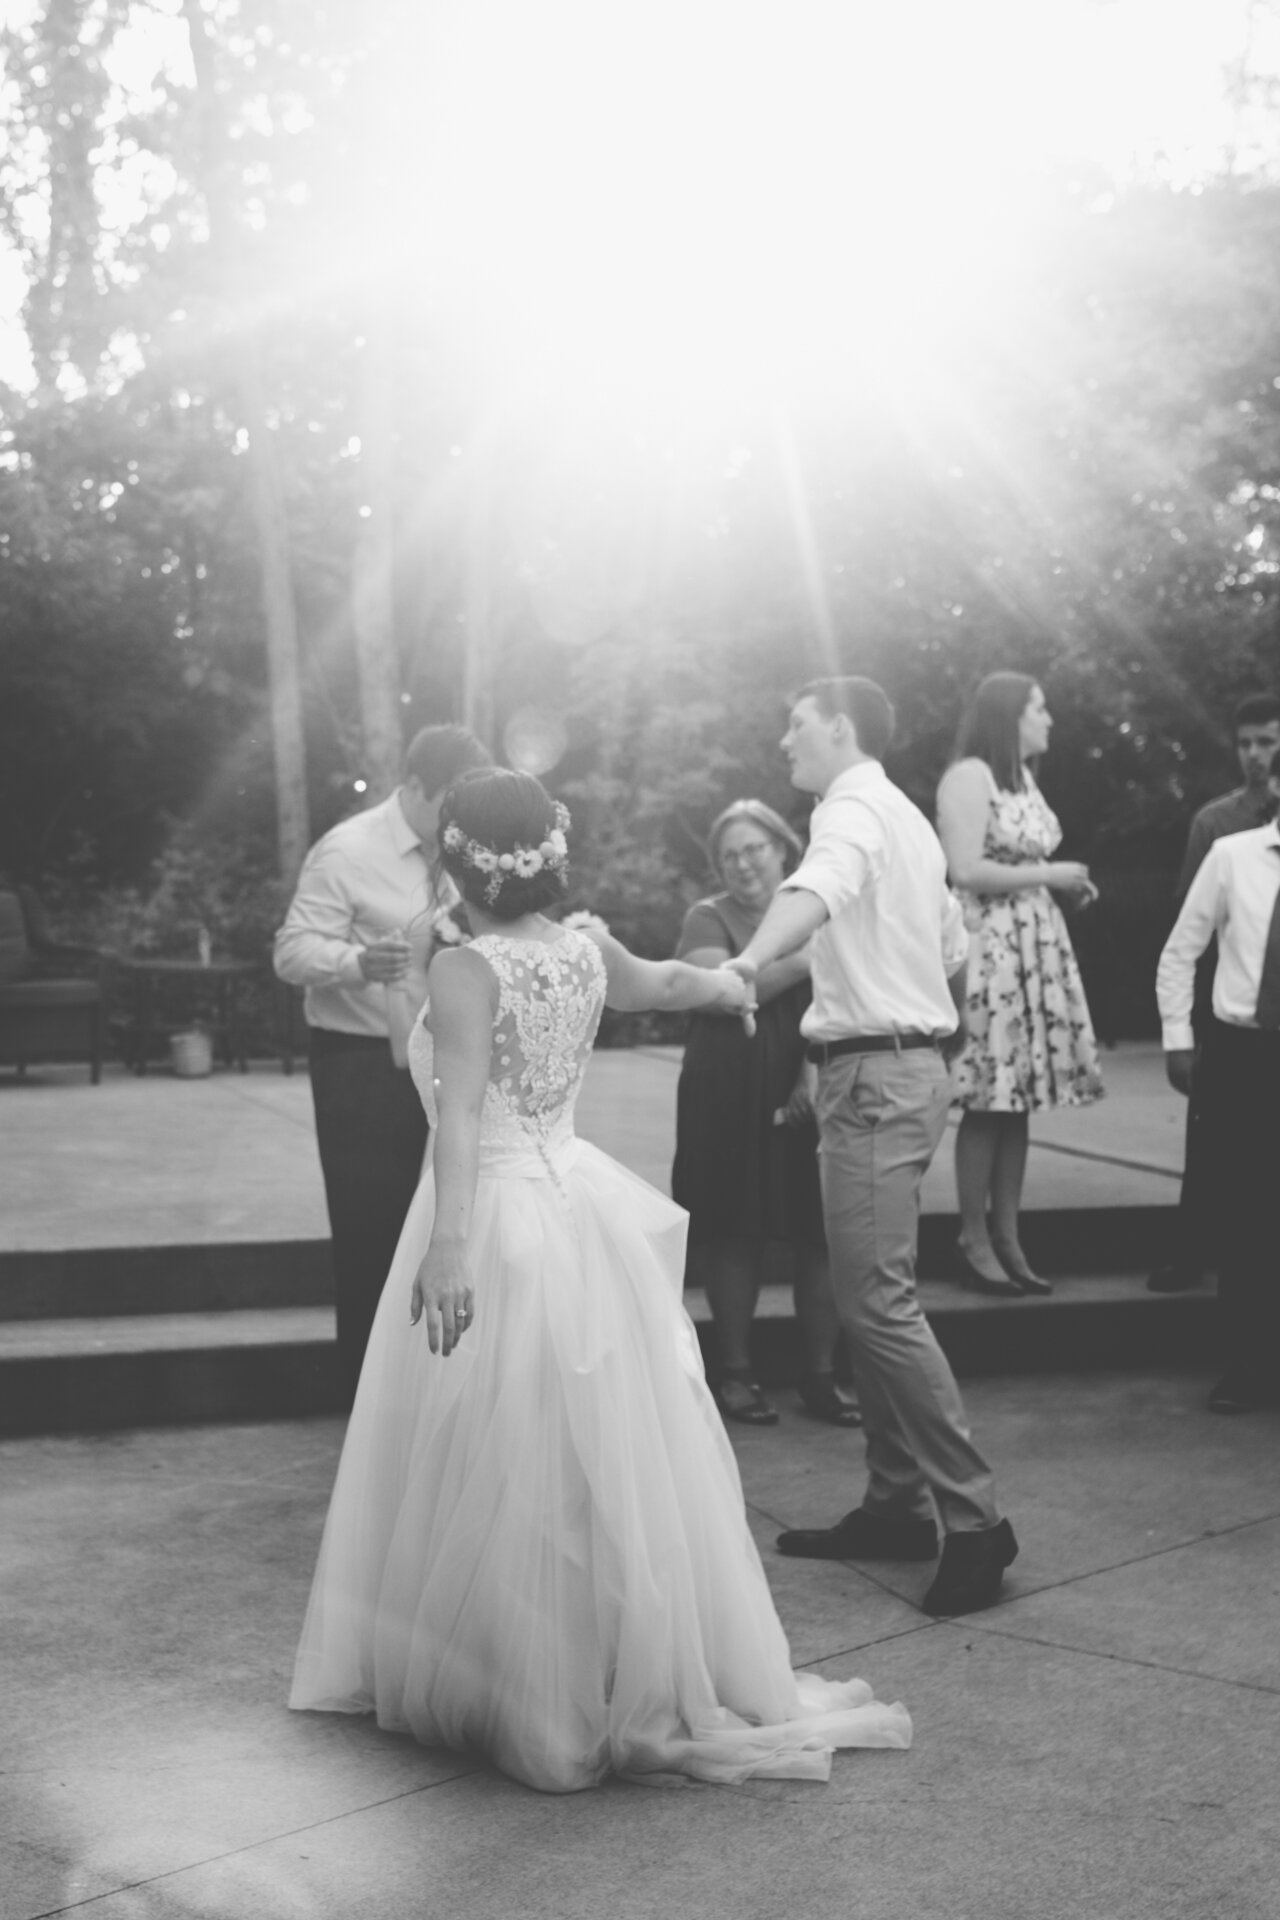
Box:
[5,1369,1278,1920]
[4,1042,1182,1255]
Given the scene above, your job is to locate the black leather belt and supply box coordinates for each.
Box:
[806,1033,941,1064]
[308,1026,388,1054]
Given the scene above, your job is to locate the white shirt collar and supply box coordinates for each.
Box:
[386,790,423,856]
[822,761,889,802]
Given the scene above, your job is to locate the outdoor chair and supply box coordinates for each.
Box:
[0,886,111,1084]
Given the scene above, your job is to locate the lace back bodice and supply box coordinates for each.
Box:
[408,928,607,1164]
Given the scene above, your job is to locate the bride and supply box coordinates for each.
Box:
[290,767,910,1791]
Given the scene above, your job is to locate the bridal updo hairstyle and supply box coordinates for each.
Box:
[437,767,570,920]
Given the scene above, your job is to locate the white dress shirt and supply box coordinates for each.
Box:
[1156,821,1280,1050]
[778,762,968,1043]
[273,793,449,1038]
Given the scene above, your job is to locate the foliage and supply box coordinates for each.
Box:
[49,827,285,960]
[5,8,1280,1036]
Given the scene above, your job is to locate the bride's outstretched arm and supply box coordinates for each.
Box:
[410,947,494,1356]
[587,931,754,1019]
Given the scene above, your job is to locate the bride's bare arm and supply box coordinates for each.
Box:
[588,931,753,1016]
[411,947,494,1355]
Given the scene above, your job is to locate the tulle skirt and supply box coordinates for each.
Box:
[289,1133,911,1792]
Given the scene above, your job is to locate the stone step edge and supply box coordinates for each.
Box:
[0,1284,1217,1440]
[0,1206,1182,1321]
[0,1273,1213,1357]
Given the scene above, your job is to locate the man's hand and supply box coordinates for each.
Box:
[1165,1049,1194,1097]
[358,932,411,984]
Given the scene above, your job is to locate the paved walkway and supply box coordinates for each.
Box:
[5,1370,1277,1920]
[4,1043,1183,1253]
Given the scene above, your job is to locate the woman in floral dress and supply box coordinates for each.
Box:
[936,674,1103,1297]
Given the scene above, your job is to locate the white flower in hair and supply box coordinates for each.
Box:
[441,796,572,902]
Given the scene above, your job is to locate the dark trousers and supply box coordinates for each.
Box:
[1171,1070,1212,1277]
[1197,1019,1280,1389]
[1168,961,1218,1279]
[309,1027,429,1401]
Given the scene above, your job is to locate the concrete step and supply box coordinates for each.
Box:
[0,1276,1215,1437]
[0,1241,331,1320]
[0,1207,1179,1320]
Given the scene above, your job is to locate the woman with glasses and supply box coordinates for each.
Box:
[671,799,860,1428]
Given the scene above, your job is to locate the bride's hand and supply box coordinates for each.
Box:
[410,1240,475,1356]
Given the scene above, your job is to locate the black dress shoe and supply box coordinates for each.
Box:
[921,1518,1019,1616]
[776,1508,939,1562]
[797,1375,863,1427]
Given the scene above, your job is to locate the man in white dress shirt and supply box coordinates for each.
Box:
[275,723,490,1399]
[1156,744,1280,1413]
[728,677,1018,1617]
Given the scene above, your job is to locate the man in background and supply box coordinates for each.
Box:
[1156,743,1280,1412]
[1149,693,1280,1293]
[275,723,491,1399]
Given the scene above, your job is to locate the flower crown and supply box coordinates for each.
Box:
[442,800,571,906]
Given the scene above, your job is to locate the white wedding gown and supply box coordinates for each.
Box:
[289,927,910,1791]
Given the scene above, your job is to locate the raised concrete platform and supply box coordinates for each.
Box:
[4,1372,1278,1920]
[2,1043,1184,1260]
[0,1044,1202,1436]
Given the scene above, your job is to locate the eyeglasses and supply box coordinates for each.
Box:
[720,840,775,868]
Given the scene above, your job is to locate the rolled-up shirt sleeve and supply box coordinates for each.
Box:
[1156,845,1225,1051]
[778,796,884,918]
[940,887,969,976]
[273,845,367,989]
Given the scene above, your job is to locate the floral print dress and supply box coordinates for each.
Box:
[948,765,1103,1113]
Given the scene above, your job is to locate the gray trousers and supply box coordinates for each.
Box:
[815,1048,999,1534]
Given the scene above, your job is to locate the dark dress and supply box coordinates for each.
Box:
[670,893,825,1249]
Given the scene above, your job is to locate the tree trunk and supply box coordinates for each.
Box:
[351,318,404,797]
[462,434,496,748]
[242,344,311,883]
[181,0,310,883]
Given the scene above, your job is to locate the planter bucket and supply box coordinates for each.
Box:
[170,1029,214,1078]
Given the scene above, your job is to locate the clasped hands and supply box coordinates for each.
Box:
[719,953,759,1038]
